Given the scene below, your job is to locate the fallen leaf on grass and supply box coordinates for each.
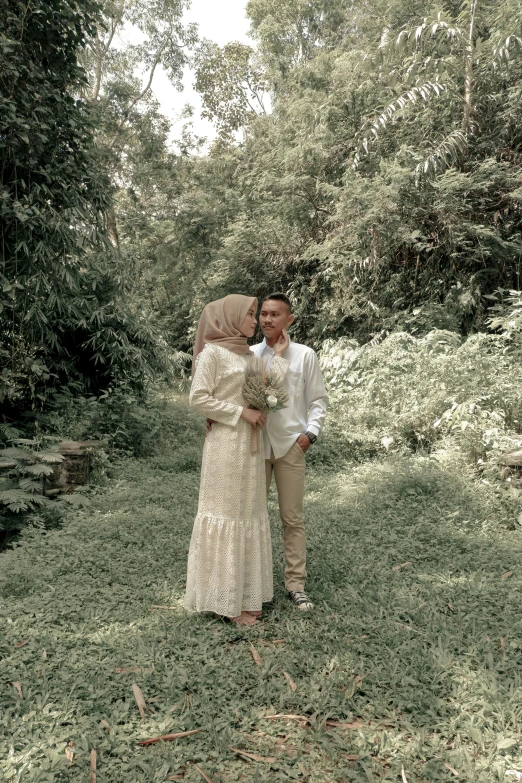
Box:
[393,561,413,571]
[265,713,362,730]
[90,749,97,783]
[274,740,297,757]
[447,603,454,611]
[99,720,110,731]
[250,643,262,666]
[12,681,23,699]
[500,637,506,649]
[444,762,459,776]
[401,766,408,783]
[272,639,286,645]
[395,622,422,634]
[151,605,178,610]
[229,747,276,763]
[137,729,204,746]
[325,720,363,730]
[15,639,29,648]
[283,671,297,691]
[265,714,311,724]
[193,763,214,783]
[501,570,513,579]
[340,753,360,761]
[167,766,186,780]
[132,683,146,718]
[65,741,74,766]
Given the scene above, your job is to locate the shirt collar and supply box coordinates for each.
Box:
[260,336,292,354]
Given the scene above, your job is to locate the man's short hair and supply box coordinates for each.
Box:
[263,292,293,312]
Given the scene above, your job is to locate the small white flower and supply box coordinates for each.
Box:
[267,394,278,408]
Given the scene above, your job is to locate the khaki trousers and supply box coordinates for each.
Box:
[265,441,306,592]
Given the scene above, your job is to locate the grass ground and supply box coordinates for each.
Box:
[1,398,522,783]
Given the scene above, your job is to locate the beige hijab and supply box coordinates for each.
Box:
[192,294,258,374]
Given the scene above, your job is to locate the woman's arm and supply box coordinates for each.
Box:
[189,347,243,426]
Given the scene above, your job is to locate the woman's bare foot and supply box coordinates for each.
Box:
[229,611,258,626]
[245,610,262,617]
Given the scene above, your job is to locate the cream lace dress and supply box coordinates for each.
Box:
[185,343,288,617]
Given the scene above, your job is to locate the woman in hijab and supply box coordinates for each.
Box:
[185,294,289,625]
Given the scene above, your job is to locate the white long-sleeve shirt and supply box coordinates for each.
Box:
[251,338,329,459]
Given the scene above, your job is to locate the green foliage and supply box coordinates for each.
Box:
[1,0,180,420]
[195,41,268,138]
[148,0,522,345]
[1,0,104,403]
[316,328,522,473]
[78,0,200,365]
[85,384,194,458]
[0,438,65,547]
[486,288,522,339]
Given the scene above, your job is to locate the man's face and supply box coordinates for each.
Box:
[259,299,294,340]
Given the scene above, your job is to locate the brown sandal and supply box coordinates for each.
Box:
[215,612,258,626]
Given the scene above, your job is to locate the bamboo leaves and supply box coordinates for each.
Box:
[414,130,468,178]
[354,81,448,169]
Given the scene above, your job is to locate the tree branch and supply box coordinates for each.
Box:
[244,78,267,114]
[109,36,169,149]
[91,0,125,101]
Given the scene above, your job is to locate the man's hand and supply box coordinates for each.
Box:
[206,418,217,436]
[296,434,311,453]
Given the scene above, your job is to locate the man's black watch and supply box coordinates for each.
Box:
[304,431,317,445]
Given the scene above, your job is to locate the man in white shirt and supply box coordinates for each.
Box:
[252,293,328,611]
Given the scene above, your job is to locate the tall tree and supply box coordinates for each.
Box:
[81,0,197,245]
[0,0,177,416]
[0,0,107,409]
[195,41,268,138]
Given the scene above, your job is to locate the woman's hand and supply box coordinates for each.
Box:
[274,328,290,357]
[241,407,266,429]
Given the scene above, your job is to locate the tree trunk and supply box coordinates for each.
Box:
[107,207,120,250]
[462,0,479,137]
[92,32,103,101]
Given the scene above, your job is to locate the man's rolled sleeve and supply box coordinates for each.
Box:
[304,351,328,438]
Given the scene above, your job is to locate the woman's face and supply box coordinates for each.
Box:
[239,307,257,337]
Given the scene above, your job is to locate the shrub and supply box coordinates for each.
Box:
[318,328,522,470]
[0,436,66,549]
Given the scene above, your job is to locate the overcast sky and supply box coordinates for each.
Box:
[146,0,252,144]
